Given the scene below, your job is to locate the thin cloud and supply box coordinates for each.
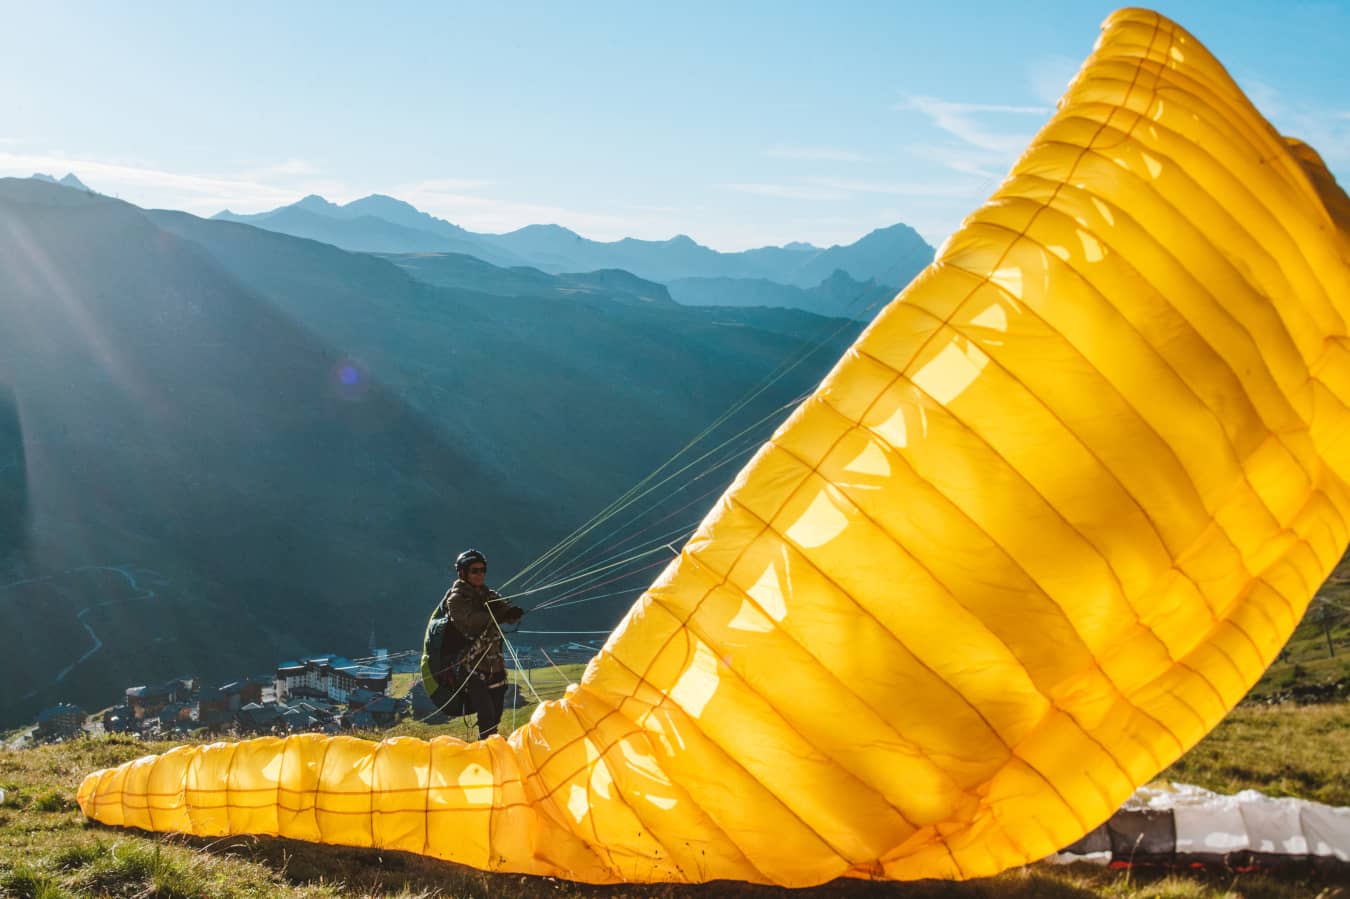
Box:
[394,184,643,238]
[904,143,1011,181]
[766,145,869,163]
[721,182,845,200]
[409,177,496,192]
[899,96,1049,155]
[810,176,981,198]
[0,151,328,213]
[721,175,983,205]
[255,158,322,177]
[1029,54,1081,106]
[1243,79,1350,166]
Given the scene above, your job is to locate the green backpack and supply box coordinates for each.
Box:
[420,596,471,717]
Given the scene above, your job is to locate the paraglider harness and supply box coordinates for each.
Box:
[421,599,472,717]
[420,592,516,717]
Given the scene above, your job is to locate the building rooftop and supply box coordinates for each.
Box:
[341,665,391,679]
[37,703,84,722]
[364,696,405,715]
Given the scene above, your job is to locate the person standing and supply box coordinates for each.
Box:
[445,549,524,740]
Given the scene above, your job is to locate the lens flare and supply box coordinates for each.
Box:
[331,358,369,401]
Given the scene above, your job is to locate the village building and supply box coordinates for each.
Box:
[126,676,195,719]
[35,703,85,740]
[363,695,410,728]
[102,705,136,734]
[274,654,390,703]
[346,687,382,710]
[220,679,264,709]
[238,701,283,734]
[157,702,194,732]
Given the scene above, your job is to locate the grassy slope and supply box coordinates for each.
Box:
[1,703,1347,897]
[5,564,1346,897]
[4,554,1349,897]
[1244,556,1350,704]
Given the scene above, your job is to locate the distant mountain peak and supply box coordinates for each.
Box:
[30,172,91,192]
[858,221,923,241]
[782,241,818,252]
[514,223,580,239]
[349,193,417,211]
[294,194,339,213]
[822,267,860,283]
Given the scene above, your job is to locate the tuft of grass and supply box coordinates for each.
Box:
[0,701,1347,897]
[1159,703,1350,806]
[387,672,417,699]
[0,863,70,899]
[47,840,104,871]
[27,790,71,813]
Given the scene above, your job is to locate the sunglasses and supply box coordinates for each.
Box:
[468,566,487,574]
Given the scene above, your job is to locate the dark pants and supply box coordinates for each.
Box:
[466,672,507,740]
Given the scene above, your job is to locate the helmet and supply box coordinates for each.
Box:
[455,549,487,574]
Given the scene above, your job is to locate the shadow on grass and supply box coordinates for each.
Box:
[107,828,1344,899]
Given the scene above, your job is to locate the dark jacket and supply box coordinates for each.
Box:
[445,579,520,677]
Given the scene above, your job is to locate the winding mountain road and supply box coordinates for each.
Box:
[0,564,166,694]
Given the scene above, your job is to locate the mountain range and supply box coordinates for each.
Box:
[215,193,933,316]
[0,177,861,726]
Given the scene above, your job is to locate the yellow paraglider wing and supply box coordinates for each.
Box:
[78,7,1350,886]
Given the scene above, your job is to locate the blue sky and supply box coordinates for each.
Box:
[1,1,1347,250]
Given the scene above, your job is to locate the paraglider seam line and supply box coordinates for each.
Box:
[673,603,929,836]
[628,436,972,867]
[808,394,1198,771]
[883,270,1291,644]
[556,700,650,879]
[1094,44,1337,226]
[962,179,1318,477]
[1074,21,1169,153]
[756,414,1169,793]
[873,283,1215,579]
[836,342,1241,727]
[369,739,381,850]
[564,688,775,885]
[834,51,1162,464]
[1016,133,1316,414]
[179,745,192,832]
[484,722,499,871]
[599,650,857,880]
[104,798,545,817]
[1040,107,1343,348]
[945,193,1312,550]
[708,491,1097,833]
[670,511,986,800]
[420,739,433,859]
[1067,82,1347,327]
